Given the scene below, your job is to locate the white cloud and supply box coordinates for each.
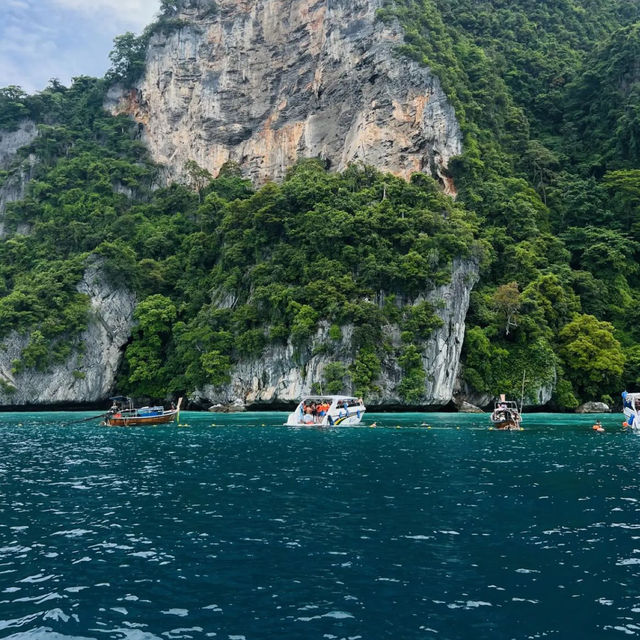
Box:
[4,0,31,9]
[51,0,160,29]
[0,0,161,92]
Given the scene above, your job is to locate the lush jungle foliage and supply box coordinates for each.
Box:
[0,76,476,402]
[2,0,640,406]
[377,0,640,406]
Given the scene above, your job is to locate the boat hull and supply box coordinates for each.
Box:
[104,411,178,427]
[290,412,366,427]
[623,406,640,429]
[491,419,522,431]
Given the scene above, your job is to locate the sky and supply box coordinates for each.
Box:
[0,0,161,94]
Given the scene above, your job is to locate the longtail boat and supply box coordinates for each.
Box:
[490,395,522,430]
[104,396,182,427]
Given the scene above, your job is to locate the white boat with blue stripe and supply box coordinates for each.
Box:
[622,391,640,429]
[286,395,366,427]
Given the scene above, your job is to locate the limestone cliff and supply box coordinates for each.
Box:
[0,120,38,236]
[0,1,478,409]
[108,0,462,193]
[0,261,136,407]
[192,258,478,407]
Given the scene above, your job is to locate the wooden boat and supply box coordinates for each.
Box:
[490,395,522,430]
[104,396,182,427]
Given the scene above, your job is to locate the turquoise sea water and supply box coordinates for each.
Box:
[0,411,638,639]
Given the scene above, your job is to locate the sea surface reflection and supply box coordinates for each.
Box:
[0,411,638,639]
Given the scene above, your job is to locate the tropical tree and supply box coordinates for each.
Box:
[108,32,148,84]
[124,295,177,397]
[558,314,625,400]
[492,282,521,336]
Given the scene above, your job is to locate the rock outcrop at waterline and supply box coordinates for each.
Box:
[108,0,462,193]
[0,262,136,406]
[192,258,478,408]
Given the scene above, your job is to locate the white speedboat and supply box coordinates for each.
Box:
[622,391,640,429]
[285,395,366,427]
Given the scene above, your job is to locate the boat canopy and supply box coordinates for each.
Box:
[299,395,360,402]
[622,391,640,410]
[494,399,519,408]
[296,396,362,408]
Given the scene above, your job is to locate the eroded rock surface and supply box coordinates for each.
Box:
[192,259,478,408]
[108,0,462,192]
[576,401,610,414]
[0,120,38,235]
[0,262,136,407]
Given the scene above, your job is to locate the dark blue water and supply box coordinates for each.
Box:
[0,412,638,639]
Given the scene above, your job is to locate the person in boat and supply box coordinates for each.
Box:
[302,405,314,424]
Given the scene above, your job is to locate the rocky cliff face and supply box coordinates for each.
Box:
[0,120,38,236]
[0,1,480,409]
[108,0,462,193]
[0,261,136,407]
[193,258,478,407]
[0,121,37,168]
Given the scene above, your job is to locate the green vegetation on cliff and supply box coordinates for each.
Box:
[2,0,640,406]
[378,0,640,404]
[0,79,476,400]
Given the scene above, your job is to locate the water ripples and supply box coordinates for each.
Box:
[0,412,639,638]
